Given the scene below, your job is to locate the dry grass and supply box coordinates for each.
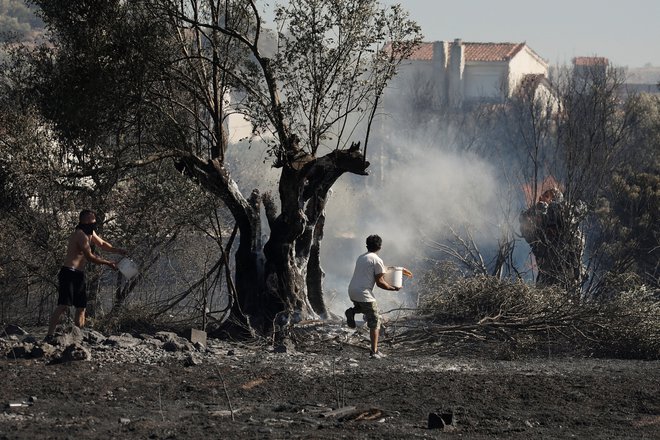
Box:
[411,274,660,359]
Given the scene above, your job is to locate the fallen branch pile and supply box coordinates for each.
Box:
[384,276,660,359]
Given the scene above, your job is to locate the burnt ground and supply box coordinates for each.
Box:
[1,321,659,440]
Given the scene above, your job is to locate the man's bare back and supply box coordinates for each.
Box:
[62,229,94,271]
[62,228,121,271]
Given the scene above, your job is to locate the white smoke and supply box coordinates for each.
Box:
[227,113,506,320]
[321,131,502,317]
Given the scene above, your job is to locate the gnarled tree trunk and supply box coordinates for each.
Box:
[262,143,369,327]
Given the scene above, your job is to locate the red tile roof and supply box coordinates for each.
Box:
[573,56,609,66]
[408,41,528,62]
[408,43,434,61]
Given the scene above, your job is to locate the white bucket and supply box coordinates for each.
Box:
[384,266,404,288]
[117,258,139,280]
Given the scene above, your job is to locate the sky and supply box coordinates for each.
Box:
[380,0,660,68]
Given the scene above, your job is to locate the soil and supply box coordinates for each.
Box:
[1,322,659,440]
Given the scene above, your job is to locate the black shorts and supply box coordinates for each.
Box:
[57,267,87,308]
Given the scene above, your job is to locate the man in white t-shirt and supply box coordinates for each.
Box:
[346,234,400,359]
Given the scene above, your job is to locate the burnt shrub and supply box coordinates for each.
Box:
[416,273,659,359]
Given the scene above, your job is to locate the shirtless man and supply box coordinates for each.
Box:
[45,209,127,340]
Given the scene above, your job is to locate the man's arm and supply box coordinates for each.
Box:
[375,273,400,291]
[79,233,118,269]
[91,232,128,255]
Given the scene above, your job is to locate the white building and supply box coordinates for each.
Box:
[392,39,549,109]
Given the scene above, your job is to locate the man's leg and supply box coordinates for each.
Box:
[369,327,379,354]
[75,307,86,328]
[47,305,68,336]
[345,306,356,328]
[363,302,382,355]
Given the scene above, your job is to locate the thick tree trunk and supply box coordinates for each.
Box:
[179,144,367,335]
[306,214,326,317]
[176,155,263,332]
[262,143,369,326]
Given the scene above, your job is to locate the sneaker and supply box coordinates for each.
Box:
[370,351,386,359]
[345,308,356,328]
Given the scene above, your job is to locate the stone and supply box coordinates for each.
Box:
[52,326,84,347]
[21,335,38,344]
[163,338,193,352]
[50,343,92,363]
[428,412,454,429]
[188,328,207,347]
[82,329,107,345]
[184,353,203,367]
[104,334,141,348]
[6,345,30,359]
[154,331,178,342]
[3,324,28,336]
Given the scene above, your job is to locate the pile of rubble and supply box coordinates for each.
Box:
[1,324,229,366]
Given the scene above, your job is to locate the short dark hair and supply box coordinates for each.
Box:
[366,235,382,252]
[79,209,97,222]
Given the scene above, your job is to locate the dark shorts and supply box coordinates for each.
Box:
[57,267,87,308]
[351,301,381,329]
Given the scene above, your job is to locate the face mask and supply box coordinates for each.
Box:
[76,223,97,236]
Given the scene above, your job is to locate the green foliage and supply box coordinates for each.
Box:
[1,0,423,329]
[271,0,422,155]
[595,170,660,287]
[30,0,174,145]
[0,0,44,42]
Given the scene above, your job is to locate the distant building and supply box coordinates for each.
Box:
[623,64,660,97]
[390,39,549,109]
[572,56,609,82]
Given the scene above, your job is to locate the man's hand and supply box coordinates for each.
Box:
[107,261,118,271]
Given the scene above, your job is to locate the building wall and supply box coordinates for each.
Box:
[507,48,548,97]
[388,42,549,109]
[463,62,508,101]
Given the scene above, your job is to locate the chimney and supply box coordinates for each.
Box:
[433,41,449,106]
[448,38,465,107]
[433,41,449,69]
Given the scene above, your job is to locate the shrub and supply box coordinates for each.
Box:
[416,274,660,359]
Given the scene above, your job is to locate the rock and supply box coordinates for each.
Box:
[188,328,207,347]
[50,343,92,363]
[428,412,454,430]
[21,335,38,344]
[82,329,107,345]
[273,337,296,354]
[6,344,30,359]
[154,331,178,342]
[3,324,28,336]
[51,326,84,347]
[29,344,54,359]
[163,337,194,352]
[104,334,141,348]
[184,353,203,367]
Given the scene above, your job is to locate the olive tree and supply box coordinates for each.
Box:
[28,0,421,334]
